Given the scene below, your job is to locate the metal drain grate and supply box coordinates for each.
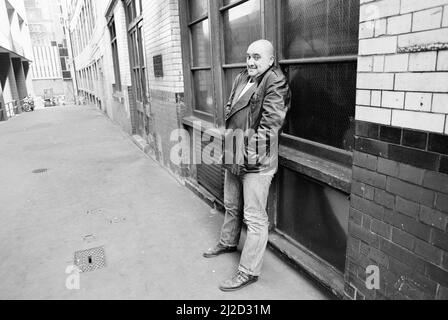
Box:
[74,246,106,273]
[32,168,48,174]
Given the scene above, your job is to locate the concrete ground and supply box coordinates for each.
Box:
[0,105,331,300]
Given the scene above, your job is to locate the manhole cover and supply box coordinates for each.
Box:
[32,168,48,174]
[74,246,106,273]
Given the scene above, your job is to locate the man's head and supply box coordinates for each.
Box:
[246,39,275,79]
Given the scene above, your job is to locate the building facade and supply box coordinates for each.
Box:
[24,0,74,102]
[0,0,34,121]
[67,0,448,300]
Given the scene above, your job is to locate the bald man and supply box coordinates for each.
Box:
[203,39,291,291]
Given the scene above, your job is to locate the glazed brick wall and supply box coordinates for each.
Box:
[357,0,448,135]
[349,0,448,300]
[140,0,185,176]
[345,121,448,300]
[142,0,183,93]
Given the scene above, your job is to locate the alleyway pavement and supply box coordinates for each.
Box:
[0,105,330,300]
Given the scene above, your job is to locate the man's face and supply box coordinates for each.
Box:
[246,43,274,79]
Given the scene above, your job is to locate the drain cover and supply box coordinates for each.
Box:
[32,168,48,174]
[74,246,106,273]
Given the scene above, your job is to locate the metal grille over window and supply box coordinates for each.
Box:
[282,0,359,59]
[280,0,359,152]
[284,62,357,151]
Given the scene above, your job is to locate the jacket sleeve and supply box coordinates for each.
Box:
[246,72,290,166]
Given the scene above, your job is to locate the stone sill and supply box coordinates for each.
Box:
[279,144,352,194]
[182,115,215,131]
[268,229,344,300]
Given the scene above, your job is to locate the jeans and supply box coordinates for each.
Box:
[219,170,274,276]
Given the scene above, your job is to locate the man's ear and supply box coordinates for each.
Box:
[269,56,275,67]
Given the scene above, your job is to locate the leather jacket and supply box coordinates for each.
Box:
[223,66,290,175]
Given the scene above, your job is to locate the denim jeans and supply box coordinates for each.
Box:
[219,170,274,276]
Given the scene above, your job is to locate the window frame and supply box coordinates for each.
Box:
[108,17,122,93]
[186,0,215,123]
[276,0,358,167]
[219,0,264,110]
[125,0,147,105]
[179,0,357,168]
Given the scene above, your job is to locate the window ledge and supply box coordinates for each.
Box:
[182,115,215,131]
[268,229,344,299]
[279,144,352,194]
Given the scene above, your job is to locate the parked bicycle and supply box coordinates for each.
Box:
[22,96,35,112]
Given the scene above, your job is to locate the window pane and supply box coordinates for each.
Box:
[191,20,211,67]
[193,70,214,115]
[282,0,359,59]
[223,0,261,64]
[283,62,357,151]
[188,0,208,21]
[278,166,349,273]
[224,68,244,100]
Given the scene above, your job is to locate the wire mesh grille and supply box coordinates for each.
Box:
[282,0,360,59]
[283,62,357,151]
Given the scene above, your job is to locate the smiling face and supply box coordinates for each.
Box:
[246,40,275,79]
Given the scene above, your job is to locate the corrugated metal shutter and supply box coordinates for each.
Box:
[195,129,225,202]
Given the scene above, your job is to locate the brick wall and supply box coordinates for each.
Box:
[357,0,448,133]
[346,0,448,300]
[141,0,185,175]
[114,3,132,87]
[142,0,183,93]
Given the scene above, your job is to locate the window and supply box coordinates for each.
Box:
[222,0,261,64]
[221,0,261,98]
[128,23,146,103]
[276,0,359,276]
[188,0,214,117]
[126,0,142,22]
[183,0,263,121]
[126,0,149,138]
[108,18,121,92]
[126,0,146,105]
[280,0,359,152]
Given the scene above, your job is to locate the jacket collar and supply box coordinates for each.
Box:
[226,83,257,121]
[225,66,276,122]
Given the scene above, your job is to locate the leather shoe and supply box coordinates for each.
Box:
[219,271,258,292]
[203,244,237,258]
